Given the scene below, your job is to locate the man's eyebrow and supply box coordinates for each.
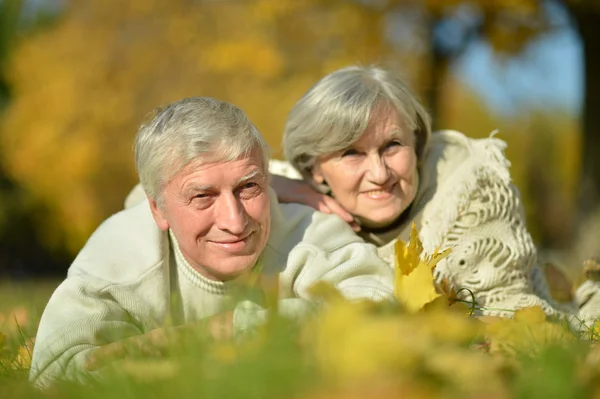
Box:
[237,169,265,184]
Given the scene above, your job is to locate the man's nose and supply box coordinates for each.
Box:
[214,193,248,235]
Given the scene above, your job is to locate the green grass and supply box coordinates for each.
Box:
[1,280,600,399]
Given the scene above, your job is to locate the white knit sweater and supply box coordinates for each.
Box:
[271,130,597,320]
[30,190,393,388]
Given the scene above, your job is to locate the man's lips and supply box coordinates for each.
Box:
[209,232,254,251]
[213,237,247,244]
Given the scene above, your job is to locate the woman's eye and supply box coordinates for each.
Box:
[341,149,359,157]
[386,140,403,149]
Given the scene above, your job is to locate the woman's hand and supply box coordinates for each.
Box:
[270,175,359,232]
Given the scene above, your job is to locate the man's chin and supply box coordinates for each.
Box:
[210,256,261,281]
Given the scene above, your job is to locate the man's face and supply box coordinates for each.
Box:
[149,149,271,281]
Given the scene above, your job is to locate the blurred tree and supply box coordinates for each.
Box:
[0,0,70,276]
[0,0,592,269]
[0,0,23,106]
[384,0,550,126]
[559,1,600,237]
[397,0,600,247]
[0,0,399,258]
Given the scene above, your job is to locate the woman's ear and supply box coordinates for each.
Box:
[311,164,325,185]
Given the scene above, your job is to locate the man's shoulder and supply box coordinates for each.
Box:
[273,202,362,252]
[68,200,167,285]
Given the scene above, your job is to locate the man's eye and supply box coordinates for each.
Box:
[194,193,209,199]
[239,182,262,198]
[243,182,257,189]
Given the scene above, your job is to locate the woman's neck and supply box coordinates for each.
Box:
[357,204,414,246]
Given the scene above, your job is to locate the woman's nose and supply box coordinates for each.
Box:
[366,154,390,184]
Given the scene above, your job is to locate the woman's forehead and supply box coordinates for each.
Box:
[355,110,410,145]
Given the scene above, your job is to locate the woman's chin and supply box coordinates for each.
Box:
[357,212,404,230]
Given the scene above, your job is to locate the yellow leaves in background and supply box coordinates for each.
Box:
[307,283,505,397]
[204,38,284,79]
[394,223,451,312]
[0,306,34,372]
[0,306,29,334]
[0,0,400,255]
[483,306,576,356]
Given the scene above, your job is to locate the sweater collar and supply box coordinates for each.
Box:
[169,230,229,295]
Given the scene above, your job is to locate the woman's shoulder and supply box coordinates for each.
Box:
[411,130,517,253]
[422,129,511,185]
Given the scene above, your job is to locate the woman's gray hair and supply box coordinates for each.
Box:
[283,65,431,191]
[134,96,269,205]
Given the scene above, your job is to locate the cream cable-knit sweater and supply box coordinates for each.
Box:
[271,130,599,322]
[30,189,393,388]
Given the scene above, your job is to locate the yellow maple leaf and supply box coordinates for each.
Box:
[394,222,423,276]
[395,261,441,313]
[394,223,451,312]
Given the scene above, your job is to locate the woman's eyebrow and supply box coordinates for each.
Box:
[387,128,406,138]
[387,128,415,144]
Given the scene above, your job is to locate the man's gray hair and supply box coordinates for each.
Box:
[283,65,431,189]
[134,97,269,204]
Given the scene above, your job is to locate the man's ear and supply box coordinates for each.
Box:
[148,196,169,231]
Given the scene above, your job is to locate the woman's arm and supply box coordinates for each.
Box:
[269,160,358,231]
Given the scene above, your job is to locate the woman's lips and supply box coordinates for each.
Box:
[361,184,396,200]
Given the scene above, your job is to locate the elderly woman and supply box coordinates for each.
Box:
[270,65,599,321]
[30,97,394,388]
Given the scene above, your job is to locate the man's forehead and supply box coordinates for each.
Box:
[178,159,265,190]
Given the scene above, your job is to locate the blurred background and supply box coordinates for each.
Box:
[0,0,598,280]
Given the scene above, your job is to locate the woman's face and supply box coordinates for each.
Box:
[312,104,419,229]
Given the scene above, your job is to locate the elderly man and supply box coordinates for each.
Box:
[30,97,394,388]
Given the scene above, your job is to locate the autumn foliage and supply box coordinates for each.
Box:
[0,0,402,254]
[2,230,600,398]
[0,0,586,262]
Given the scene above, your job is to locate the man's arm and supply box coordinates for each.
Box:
[30,276,143,388]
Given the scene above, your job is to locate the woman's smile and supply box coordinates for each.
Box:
[361,184,396,200]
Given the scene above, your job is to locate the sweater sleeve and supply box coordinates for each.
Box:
[124,183,146,209]
[30,275,143,388]
[284,212,395,303]
[268,159,303,180]
[432,176,576,318]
